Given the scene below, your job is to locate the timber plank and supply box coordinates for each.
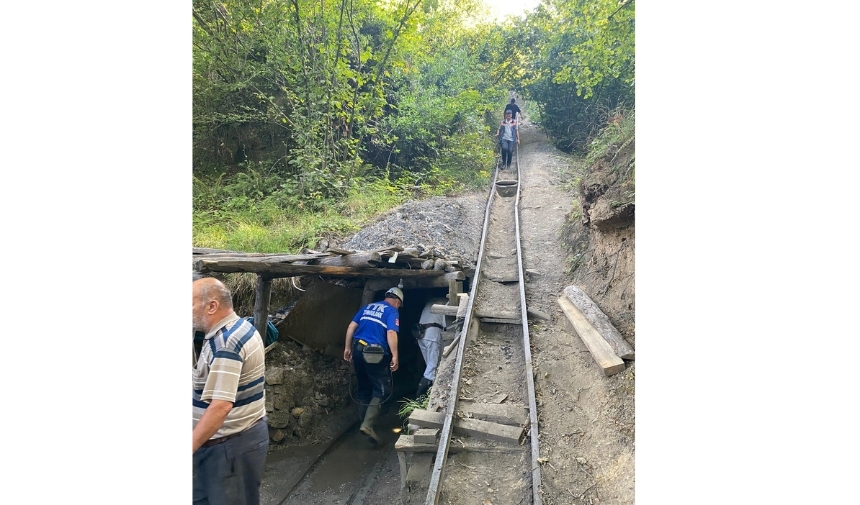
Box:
[484,273,520,283]
[458,401,528,427]
[479,318,520,324]
[563,285,634,359]
[408,409,524,444]
[557,296,625,376]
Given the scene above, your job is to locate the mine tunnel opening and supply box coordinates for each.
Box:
[355,284,461,405]
[260,277,469,449]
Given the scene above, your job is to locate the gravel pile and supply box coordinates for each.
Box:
[339,193,488,269]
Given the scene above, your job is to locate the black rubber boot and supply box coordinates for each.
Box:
[416,377,433,398]
[360,397,381,444]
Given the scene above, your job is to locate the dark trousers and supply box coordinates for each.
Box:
[352,343,392,404]
[193,417,269,505]
[500,139,514,167]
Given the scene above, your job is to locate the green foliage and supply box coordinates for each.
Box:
[514,0,634,152]
[191,0,633,256]
[397,393,430,432]
[585,107,635,201]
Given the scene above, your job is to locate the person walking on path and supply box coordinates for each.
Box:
[495,110,520,169]
[193,277,269,505]
[415,297,448,398]
[343,287,403,443]
[504,98,522,121]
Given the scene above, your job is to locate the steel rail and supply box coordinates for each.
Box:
[424,123,541,504]
[514,144,543,505]
[423,152,501,505]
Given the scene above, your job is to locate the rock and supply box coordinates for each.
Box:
[267,411,292,429]
[265,366,284,385]
[291,407,304,418]
[298,410,313,427]
[269,428,286,443]
[273,394,286,411]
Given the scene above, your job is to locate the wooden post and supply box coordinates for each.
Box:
[447,279,463,306]
[253,275,273,339]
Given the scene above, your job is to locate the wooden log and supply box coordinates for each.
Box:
[325,247,355,255]
[395,435,519,454]
[430,304,460,316]
[408,409,524,444]
[557,296,625,376]
[563,285,634,360]
[195,259,446,279]
[253,275,272,339]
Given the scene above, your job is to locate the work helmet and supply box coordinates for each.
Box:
[385,287,404,304]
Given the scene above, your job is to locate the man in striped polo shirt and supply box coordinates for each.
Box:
[193,277,268,505]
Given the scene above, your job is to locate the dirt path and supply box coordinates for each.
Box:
[517,118,634,505]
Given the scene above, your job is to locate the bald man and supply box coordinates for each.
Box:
[192,277,268,505]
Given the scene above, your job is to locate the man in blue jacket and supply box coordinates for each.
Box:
[343,287,403,443]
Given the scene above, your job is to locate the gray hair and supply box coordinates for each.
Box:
[195,278,234,309]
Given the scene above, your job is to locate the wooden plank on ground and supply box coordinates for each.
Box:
[563,285,634,360]
[475,309,520,320]
[484,273,519,283]
[395,435,520,454]
[557,296,625,377]
[480,318,520,325]
[408,410,524,444]
[458,401,528,427]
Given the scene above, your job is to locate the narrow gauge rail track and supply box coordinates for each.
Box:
[421,146,542,505]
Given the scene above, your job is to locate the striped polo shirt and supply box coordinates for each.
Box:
[193,314,266,439]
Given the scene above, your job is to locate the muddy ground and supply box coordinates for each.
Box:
[259,104,635,504]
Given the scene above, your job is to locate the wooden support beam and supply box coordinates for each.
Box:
[563,285,634,360]
[413,428,439,444]
[557,296,625,377]
[447,278,463,306]
[253,275,272,338]
[195,259,447,279]
[430,304,459,316]
[456,294,469,318]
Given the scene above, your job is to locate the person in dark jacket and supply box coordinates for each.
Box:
[504,98,522,121]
